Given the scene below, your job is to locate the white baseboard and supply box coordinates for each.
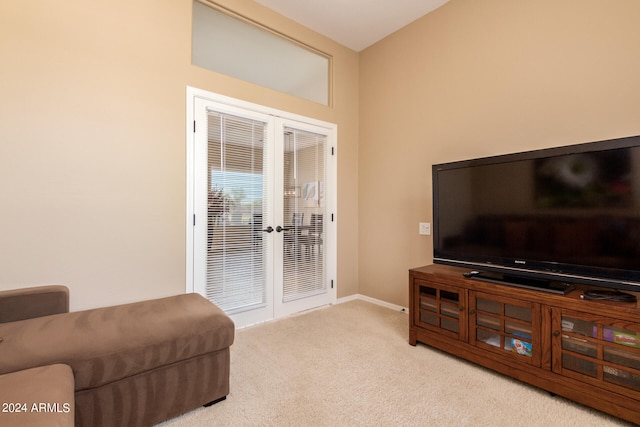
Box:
[336,294,408,314]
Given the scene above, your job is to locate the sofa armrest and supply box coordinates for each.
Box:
[0,285,69,323]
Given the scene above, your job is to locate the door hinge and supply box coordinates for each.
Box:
[331,146,335,155]
[193,120,196,133]
[331,280,334,289]
[331,213,334,222]
[193,214,196,226]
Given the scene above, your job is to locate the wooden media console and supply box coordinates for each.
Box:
[409,264,640,425]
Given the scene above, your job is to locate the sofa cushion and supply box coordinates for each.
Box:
[0,293,234,391]
[0,363,74,427]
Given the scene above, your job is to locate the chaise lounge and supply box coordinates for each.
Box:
[0,285,234,426]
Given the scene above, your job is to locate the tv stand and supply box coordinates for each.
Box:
[409,264,640,425]
[469,270,574,295]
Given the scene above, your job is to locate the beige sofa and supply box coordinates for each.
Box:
[0,285,234,426]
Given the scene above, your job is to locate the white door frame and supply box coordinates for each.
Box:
[185,86,337,327]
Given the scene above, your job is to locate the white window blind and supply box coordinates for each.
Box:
[206,110,269,313]
[282,127,327,302]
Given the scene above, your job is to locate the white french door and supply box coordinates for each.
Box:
[275,119,333,319]
[187,88,336,327]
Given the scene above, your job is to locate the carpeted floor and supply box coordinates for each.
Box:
[157,299,633,426]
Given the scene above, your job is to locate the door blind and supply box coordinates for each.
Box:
[206,110,269,313]
[282,127,328,302]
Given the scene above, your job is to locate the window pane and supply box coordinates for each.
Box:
[282,127,327,302]
[193,1,331,105]
[206,111,269,314]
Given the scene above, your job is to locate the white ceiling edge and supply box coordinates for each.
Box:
[254,0,450,52]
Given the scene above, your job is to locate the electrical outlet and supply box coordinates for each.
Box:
[419,222,431,235]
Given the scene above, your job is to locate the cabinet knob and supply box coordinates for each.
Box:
[469,309,476,315]
[553,330,560,337]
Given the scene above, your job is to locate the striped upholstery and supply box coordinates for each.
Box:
[0,291,234,427]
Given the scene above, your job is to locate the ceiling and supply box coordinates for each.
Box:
[253,0,450,52]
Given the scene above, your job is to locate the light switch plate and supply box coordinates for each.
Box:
[419,222,431,235]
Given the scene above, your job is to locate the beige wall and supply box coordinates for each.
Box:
[0,0,359,310]
[358,0,640,307]
[4,0,640,313]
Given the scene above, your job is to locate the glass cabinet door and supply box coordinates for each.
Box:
[552,309,640,397]
[414,279,466,341]
[469,291,541,366]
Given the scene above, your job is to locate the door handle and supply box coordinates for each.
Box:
[263,226,274,233]
[276,226,284,232]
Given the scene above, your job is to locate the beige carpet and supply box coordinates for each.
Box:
[158,300,632,426]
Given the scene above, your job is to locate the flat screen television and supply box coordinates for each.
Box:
[432,135,640,294]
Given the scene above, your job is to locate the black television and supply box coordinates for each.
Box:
[432,135,640,294]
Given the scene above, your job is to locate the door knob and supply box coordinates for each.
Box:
[263,226,274,233]
[276,226,284,232]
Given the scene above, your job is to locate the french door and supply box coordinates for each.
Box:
[187,89,336,327]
